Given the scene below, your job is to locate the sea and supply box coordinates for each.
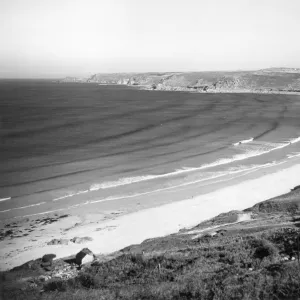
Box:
[1,80,300,220]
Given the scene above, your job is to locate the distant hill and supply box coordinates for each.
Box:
[60,68,300,93]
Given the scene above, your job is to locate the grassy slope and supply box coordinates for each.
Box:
[2,188,300,300]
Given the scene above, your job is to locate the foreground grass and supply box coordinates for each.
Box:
[3,187,300,300]
[2,226,300,300]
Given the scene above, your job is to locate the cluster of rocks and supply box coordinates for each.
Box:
[47,236,93,245]
[24,247,97,287]
[280,254,297,262]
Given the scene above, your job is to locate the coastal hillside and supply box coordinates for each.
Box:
[60,68,300,93]
[2,186,300,300]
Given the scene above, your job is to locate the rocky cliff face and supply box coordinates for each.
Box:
[60,69,300,93]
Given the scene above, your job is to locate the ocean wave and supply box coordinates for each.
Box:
[0,197,11,202]
[77,161,285,206]
[52,136,300,200]
[287,152,300,159]
[290,137,300,144]
[89,138,295,191]
[13,200,93,218]
[0,202,46,213]
[233,137,254,146]
[53,189,89,201]
[14,160,286,218]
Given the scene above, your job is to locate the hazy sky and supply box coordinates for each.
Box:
[0,0,299,78]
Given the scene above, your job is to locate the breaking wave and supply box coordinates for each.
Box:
[88,137,297,191]
[52,136,300,201]
[70,161,285,207]
[290,137,300,144]
[233,137,254,146]
[287,152,300,159]
[0,197,11,202]
[6,160,290,216]
[0,202,46,213]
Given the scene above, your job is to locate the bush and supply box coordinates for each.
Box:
[251,239,279,261]
[43,279,69,292]
[76,272,101,289]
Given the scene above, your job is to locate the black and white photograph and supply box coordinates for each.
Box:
[1,1,300,299]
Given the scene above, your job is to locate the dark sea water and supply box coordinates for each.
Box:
[1,80,300,220]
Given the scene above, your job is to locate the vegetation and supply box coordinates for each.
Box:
[2,189,300,299]
[2,226,300,300]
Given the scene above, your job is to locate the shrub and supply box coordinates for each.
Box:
[76,272,101,289]
[43,279,69,292]
[251,239,279,261]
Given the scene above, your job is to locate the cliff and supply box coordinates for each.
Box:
[60,68,300,93]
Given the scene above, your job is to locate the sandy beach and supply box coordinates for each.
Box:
[1,155,300,271]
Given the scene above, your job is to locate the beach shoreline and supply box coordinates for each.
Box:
[1,155,300,271]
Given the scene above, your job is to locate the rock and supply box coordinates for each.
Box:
[5,230,13,236]
[38,275,50,282]
[47,239,69,245]
[70,236,93,244]
[281,256,289,261]
[41,260,53,271]
[75,248,95,265]
[42,254,56,263]
[41,261,51,267]
[208,232,217,237]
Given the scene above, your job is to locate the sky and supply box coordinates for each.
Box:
[0,0,299,78]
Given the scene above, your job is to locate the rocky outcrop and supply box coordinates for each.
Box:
[47,237,93,246]
[42,254,56,263]
[41,254,56,271]
[75,248,95,266]
[47,239,69,245]
[70,236,93,244]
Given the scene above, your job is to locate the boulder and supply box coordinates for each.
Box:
[47,239,69,245]
[70,236,93,244]
[75,248,95,265]
[42,254,56,263]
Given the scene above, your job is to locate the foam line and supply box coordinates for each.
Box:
[84,161,284,206]
[233,137,254,146]
[52,136,300,201]
[0,197,11,202]
[288,153,300,158]
[0,202,46,213]
[12,160,287,219]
